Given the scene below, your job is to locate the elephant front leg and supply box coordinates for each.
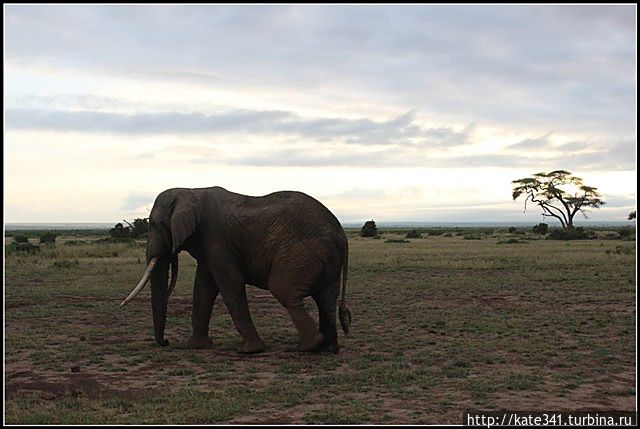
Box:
[187,264,218,349]
[218,282,266,354]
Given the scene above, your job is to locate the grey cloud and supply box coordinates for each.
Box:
[6,107,472,147]
[218,143,635,170]
[508,133,553,150]
[219,149,532,169]
[5,108,289,136]
[599,195,637,208]
[503,135,636,171]
[5,5,635,137]
[557,138,636,171]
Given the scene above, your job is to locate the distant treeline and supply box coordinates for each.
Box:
[5,229,111,238]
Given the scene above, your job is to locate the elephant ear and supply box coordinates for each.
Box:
[170,190,200,253]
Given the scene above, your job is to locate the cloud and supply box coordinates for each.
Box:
[121,191,155,211]
[6,107,473,148]
[508,133,554,150]
[5,5,635,137]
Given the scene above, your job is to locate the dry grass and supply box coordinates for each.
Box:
[5,229,636,424]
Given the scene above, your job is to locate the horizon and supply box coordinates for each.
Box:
[5,5,637,223]
[4,219,635,231]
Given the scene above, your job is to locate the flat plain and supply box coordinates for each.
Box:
[4,227,636,424]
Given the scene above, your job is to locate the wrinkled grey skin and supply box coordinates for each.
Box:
[144,186,350,353]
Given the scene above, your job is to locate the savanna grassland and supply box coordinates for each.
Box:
[4,227,636,424]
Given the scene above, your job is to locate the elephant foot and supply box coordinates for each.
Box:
[298,333,325,353]
[187,336,213,349]
[156,337,169,347]
[237,339,266,354]
[319,339,341,354]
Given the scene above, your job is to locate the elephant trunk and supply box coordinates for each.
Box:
[150,256,170,346]
[167,252,179,297]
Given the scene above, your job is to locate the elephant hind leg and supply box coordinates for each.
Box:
[312,281,341,354]
[270,284,324,352]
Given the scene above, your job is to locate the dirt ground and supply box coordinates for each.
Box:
[4,232,636,424]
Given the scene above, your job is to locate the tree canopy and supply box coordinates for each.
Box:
[512,170,605,229]
[110,218,149,239]
[360,220,379,238]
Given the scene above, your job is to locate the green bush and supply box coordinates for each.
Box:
[39,232,57,244]
[13,235,29,243]
[508,227,517,233]
[405,230,422,239]
[129,218,149,239]
[618,228,633,239]
[8,242,40,254]
[498,238,527,244]
[532,223,549,234]
[109,223,130,239]
[52,259,80,269]
[98,237,136,244]
[613,246,633,255]
[385,238,409,243]
[109,218,149,239]
[463,234,482,240]
[426,229,445,236]
[547,227,595,240]
[360,220,378,238]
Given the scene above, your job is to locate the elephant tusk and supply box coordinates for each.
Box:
[120,257,159,307]
[167,252,179,297]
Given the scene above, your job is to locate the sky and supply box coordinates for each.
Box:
[4,4,637,224]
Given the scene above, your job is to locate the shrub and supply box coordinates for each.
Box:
[129,218,149,239]
[39,232,57,244]
[13,235,29,243]
[360,220,378,238]
[98,237,136,244]
[110,218,149,239]
[618,228,632,239]
[508,227,516,233]
[405,229,422,239]
[463,234,482,240]
[613,245,633,255]
[532,223,549,234]
[547,227,595,240]
[498,238,527,244]
[109,223,131,239]
[9,242,40,254]
[52,259,80,269]
[426,229,445,236]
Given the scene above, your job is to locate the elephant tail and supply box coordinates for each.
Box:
[338,242,352,336]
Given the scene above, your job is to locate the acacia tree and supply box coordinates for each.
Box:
[512,170,605,229]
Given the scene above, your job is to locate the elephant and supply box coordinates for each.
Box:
[121,186,351,354]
